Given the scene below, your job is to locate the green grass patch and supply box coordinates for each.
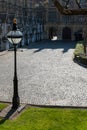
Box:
[0,107,87,130]
[0,103,8,111]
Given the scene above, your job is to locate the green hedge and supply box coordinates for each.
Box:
[74,41,87,65]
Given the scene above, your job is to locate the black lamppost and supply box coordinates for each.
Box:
[7,18,23,109]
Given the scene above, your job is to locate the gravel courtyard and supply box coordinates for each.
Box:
[0,40,87,106]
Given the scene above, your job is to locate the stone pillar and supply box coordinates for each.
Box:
[21,36,25,46]
[83,29,87,55]
[1,22,10,50]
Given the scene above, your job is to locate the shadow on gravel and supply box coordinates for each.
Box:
[27,40,76,53]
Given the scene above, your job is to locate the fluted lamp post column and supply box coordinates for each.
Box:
[7,18,23,109]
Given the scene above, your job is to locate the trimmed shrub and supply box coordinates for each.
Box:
[74,41,87,65]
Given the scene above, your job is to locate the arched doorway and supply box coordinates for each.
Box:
[49,27,57,40]
[62,27,71,40]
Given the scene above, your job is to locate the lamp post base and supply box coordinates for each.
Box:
[12,77,20,109]
[12,96,20,109]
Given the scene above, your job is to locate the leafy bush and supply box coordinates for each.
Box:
[74,42,84,56]
[74,41,87,65]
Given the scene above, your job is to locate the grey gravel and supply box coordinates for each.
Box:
[0,40,87,106]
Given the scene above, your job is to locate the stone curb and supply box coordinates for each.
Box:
[27,104,87,109]
[73,58,87,68]
[0,104,27,120]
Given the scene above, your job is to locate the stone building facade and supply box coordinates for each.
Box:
[0,0,87,51]
[0,0,45,51]
[44,0,87,40]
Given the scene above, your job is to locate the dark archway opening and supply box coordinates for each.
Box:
[62,27,71,40]
[49,27,57,40]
